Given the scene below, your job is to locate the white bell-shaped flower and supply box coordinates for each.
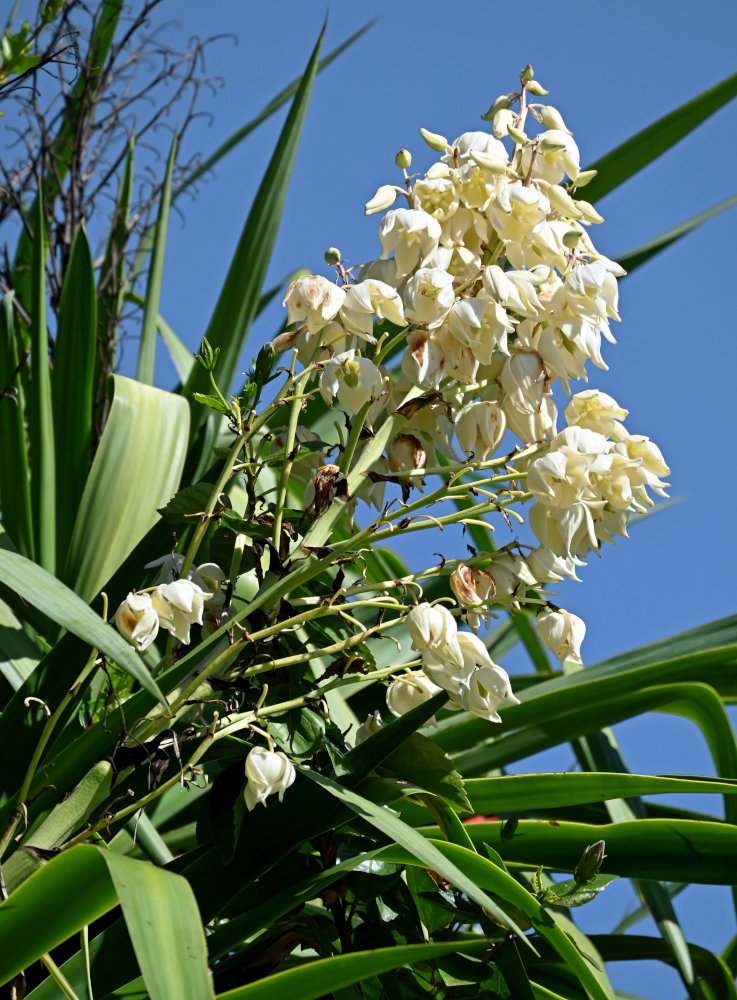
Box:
[115,592,159,652]
[244,747,296,811]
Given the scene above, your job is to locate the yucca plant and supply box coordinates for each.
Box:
[0,4,736,1000]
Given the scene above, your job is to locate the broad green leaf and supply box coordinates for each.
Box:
[101,850,215,1000]
[539,873,617,908]
[583,69,737,202]
[398,772,737,826]
[0,593,41,689]
[3,761,113,893]
[0,292,32,557]
[0,548,165,704]
[53,225,97,564]
[173,22,375,202]
[382,732,472,813]
[137,132,177,385]
[618,192,737,273]
[434,615,737,759]
[377,840,612,1000]
[182,27,325,446]
[0,845,119,986]
[215,940,488,1000]
[301,767,534,944]
[64,374,189,602]
[437,816,737,884]
[28,189,56,573]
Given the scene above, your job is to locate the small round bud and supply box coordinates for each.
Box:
[574,840,607,883]
[562,227,584,248]
[324,247,341,266]
[521,64,534,82]
[419,127,449,152]
[526,79,549,96]
[573,169,598,188]
[395,148,412,169]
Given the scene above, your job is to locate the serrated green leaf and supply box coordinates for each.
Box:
[158,482,223,524]
[540,873,617,908]
[192,392,233,416]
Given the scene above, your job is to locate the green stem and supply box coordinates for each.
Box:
[272,362,310,551]
[339,398,372,476]
[179,431,246,580]
[0,653,98,860]
[39,953,83,1000]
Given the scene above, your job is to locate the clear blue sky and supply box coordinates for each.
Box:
[157,5,737,992]
[13,0,737,994]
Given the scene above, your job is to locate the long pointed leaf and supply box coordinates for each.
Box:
[63,374,189,603]
[0,548,165,704]
[182,27,324,441]
[28,189,55,573]
[583,69,737,201]
[53,225,97,565]
[137,132,177,384]
[215,940,487,1000]
[101,850,215,1000]
[173,21,375,202]
[618,192,737,273]
[0,291,33,557]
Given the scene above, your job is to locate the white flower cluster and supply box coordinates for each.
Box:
[280,71,670,667]
[114,556,227,651]
[386,603,520,723]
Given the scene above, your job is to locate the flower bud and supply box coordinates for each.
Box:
[525,79,549,96]
[481,92,517,121]
[244,746,296,811]
[574,840,607,883]
[425,161,451,180]
[395,148,412,169]
[365,183,398,216]
[115,592,159,652]
[324,246,341,265]
[562,227,584,248]
[420,127,449,152]
[195,337,220,373]
[573,169,598,188]
[545,184,583,219]
[536,608,586,664]
[253,340,276,385]
[507,125,528,145]
[520,64,534,82]
[538,135,569,154]
[575,199,605,224]
[538,106,571,134]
